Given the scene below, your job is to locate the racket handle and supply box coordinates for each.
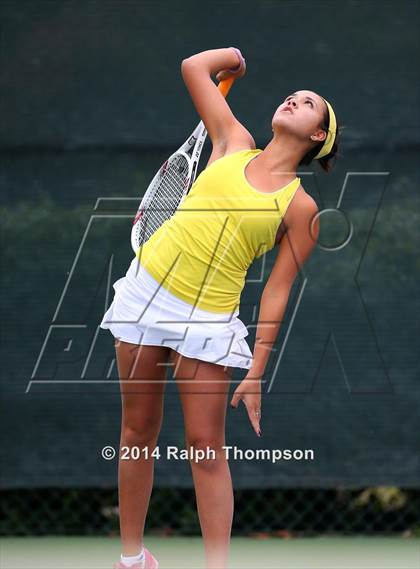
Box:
[217,76,235,97]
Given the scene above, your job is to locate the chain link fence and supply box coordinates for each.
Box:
[2,487,419,537]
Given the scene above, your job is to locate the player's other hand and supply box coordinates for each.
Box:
[230,376,261,437]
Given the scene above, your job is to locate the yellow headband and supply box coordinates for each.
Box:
[314,98,337,160]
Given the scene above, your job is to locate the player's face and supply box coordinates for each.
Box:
[272,90,327,140]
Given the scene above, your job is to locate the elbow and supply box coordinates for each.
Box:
[181,57,199,81]
[181,57,199,74]
[181,58,189,75]
[263,280,294,301]
[181,57,210,88]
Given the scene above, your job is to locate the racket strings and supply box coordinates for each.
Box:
[135,155,190,246]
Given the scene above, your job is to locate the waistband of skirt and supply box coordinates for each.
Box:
[126,256,242,323]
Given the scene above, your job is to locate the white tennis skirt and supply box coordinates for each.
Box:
[99,256,253,370]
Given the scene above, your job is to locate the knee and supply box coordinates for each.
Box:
[186,437,226,471]
[122,416,162,446]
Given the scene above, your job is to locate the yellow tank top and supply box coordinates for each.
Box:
[136,148,300,314]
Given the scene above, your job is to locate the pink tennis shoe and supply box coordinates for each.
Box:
[113,546,159,569]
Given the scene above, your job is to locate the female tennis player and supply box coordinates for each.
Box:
[101,47,340,569]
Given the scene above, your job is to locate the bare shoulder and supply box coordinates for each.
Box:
[274,184,318,245]
[284,184,319,227]
[206,121,256,167]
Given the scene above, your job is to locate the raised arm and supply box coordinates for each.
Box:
[181,47,254,152]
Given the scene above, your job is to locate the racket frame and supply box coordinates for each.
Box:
[130,77,234,253]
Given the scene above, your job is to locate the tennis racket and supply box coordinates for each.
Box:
[131,77,235,253]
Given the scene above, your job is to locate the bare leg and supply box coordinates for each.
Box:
[115,339,171,556]
[171,351,233,569]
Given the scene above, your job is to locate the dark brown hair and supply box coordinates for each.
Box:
[299,101,342,173]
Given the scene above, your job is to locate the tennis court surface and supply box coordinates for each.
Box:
[1,535,419,569]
